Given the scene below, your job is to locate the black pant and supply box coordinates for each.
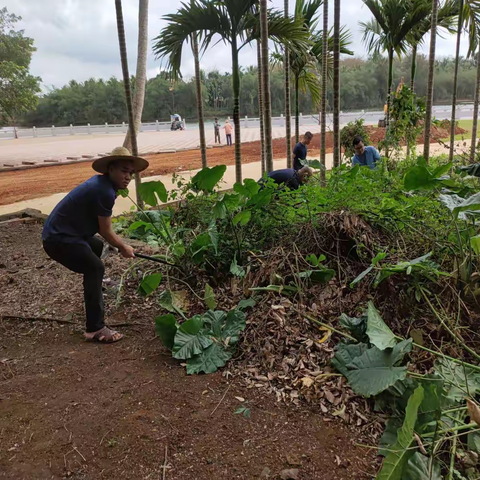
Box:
[214,130,221,143]
[43,237,105,332]
[226,134,232,146]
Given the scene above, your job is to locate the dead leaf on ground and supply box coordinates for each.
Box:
[279,468,299,480]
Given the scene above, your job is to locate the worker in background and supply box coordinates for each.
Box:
[352,136,380,169]
[261,166,313,191]
[214,118,221,144]
[293,131,313,171]
[42,147,149,344]
[224,119,233,146]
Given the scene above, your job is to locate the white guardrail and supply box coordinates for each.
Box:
[0,105,476,140]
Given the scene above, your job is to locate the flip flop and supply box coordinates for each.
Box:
[84,327,123,344]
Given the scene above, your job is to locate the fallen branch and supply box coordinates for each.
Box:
[210,384,231,416]
[0,315,76,325]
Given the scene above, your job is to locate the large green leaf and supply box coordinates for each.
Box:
[332,340,413,397]
[186,343,233,374]
[377,385,425,480]
[234,178,260,198]
[436,359,480,404]
[191,165,227,192]
[298,267,335,284]
[379,417,403,456]
[223,309,246,344]
[233,209,252,226]
[158,289,186,317]
[403,452,441,480]
[247,188,272,208]
[339,313,368,343]
[154,314,177,350]
[202,310,226,338]
[204,284,217,310]
[453,192,480,219]
[172,316,213,360]
[138,180,168,206]
[366,302,397,350]
[471,235,480,255]
[138,273,162,296]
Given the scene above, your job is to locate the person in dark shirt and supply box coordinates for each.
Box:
[293,131,313,171]
[42,147,149,343]
[214,118,221,144]
[265,166,313,190]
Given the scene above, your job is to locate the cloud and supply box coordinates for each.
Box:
[4,0,466,89]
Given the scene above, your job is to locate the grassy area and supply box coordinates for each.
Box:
[441,119,479,141]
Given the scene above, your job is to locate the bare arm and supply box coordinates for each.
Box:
[98,216,135,258]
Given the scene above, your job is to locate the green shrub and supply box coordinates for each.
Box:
[340,119,371,159]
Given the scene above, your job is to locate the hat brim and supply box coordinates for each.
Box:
[92,155,149,174]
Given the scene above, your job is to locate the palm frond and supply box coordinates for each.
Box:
[298,69,321,107]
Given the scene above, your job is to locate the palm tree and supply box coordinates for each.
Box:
[153,0,309,183]
[284,0,293,167]
[123,0,149,162]
[360,0,431,129]
[257,39,266,174]
[424,0,439,161]
[320,0,328,182]
[115,0,143,208]
[260,0,274,172]
[333,0,341,168]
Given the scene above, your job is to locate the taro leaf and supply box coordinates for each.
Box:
[404,452,442,480]
[237,298,256,311]
[129,220,153,232]
[223,309,246,344]
[436,359,480,404]
[458,162,480,178]
[468,432,480,454]
[376,385,424,480]
[379,417,403,456]
[208,222,219,254]
[191,232,213,264]
[298,267,335,284]
[154,314,177,350]
[172,316,213,360]
[344,340,413,397]
[186,343,233,374]
[191,165,227,192]
[213,200,226,219]
[452,192,480,219]
[230,255,246,278]
[339,313,368,343]
[118,188,129,198]
[331,342,369,377]
[247,188,272,208]
[366,302,396,350]
[404,165,437,191]
[138,273,162,296]
[471,235,480,255]
[234,178,260,198]
[138,180,168,206]
[233,210,252,226]
[204,284,217,310]
[203,310,227,338]
[350,266,373,288]
[431,162,453,178]
[417,378,443,429]
[158,289,187,317]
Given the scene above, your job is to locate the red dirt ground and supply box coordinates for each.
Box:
[0,125,464,207]
[0,220,377,479]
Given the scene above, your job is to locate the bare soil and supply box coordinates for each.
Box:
[0,124,465,207]
[0,220,377,479]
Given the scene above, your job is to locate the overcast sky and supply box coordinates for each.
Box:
[4,0,472,90]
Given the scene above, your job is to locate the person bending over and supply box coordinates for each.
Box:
[42,147,149,343]
[293,131,313,171]
[263,166,313,191]
[352,136,380,169]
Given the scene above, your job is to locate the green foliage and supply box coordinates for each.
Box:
[340,119,371,159]
[366,302,396,350]
[155,308,247,375]
[138,273,162,297]
[204,283,217,310]
[191,165,227,192]
[138,181,168,207]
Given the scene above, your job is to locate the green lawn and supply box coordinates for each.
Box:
[441,119,479,141]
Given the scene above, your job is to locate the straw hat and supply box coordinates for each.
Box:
[92,146,149,174]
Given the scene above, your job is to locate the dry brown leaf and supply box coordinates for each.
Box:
[414,433,427,455]
[301,376,314,388]
[467,399,480,426]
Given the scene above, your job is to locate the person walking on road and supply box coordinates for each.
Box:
[293,131,313,171]
[214,118,221,144]
[42,147,149,344]
[224,119,233,146]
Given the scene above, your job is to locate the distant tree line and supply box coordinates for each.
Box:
[21,55,478,127]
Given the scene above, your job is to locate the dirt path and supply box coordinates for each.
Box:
[0,221,376,479]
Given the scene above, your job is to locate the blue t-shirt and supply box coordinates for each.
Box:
[352,146,381,169]
[268,168,300,190]
[293,142,307,171]
[42,175,116,244]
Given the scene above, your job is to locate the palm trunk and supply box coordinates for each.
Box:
[115,0,143,208]
[192,32,207,168]
[295,75,300,143]
[260,0,273,172]
[471,45,480,163]
[320,0,328,182]
[410,44,417,92]
[284,0,292,168]
[231,37,242,184]
[449,0,464,163]
[333,0,341,168]
[257,40,266,174]
[424,0,438,162]
[386,48,393,129]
